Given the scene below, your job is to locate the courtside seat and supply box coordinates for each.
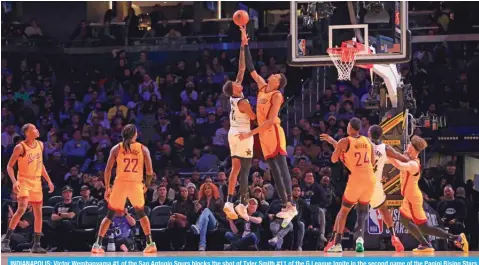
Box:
[42,206,54,220]
[150,205,171,250]
[72,206,99,250]
[47,196,63,206]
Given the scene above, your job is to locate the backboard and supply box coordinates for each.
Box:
[288,1,411,67]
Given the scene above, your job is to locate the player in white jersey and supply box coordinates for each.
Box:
[321,125,409,252]
[222,26,256,221]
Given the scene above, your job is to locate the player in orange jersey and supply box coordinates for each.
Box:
[388,135,468,253]
[1,123,54,253]
[91,124,157,254]
[237,28,297,228]
[325,117,376,252]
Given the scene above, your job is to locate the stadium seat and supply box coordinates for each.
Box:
[47,196,63,206]
[42,206,54,220]
[72,205,99,250]
[150,205,171,230]
[72,196,82,203]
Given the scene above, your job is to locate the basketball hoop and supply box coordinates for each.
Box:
[327,40,372,81]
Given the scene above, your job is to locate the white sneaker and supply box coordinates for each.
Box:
[235,204,249,221]
[279,205,298,228]
[327,244,343,253]
[223,202,238,220]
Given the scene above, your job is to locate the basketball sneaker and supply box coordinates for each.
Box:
[223,202,238,220]
[143,242,157,253]
[355,237,364,252]
[91,243,105,254]
[277,203,298,228]
[454,233,469,253]
[235,204,249,221]
[31,244,47,254]
[413,243,434,252]
[327,244,343,253]
[391,235,404,252]
[324,240,334,252]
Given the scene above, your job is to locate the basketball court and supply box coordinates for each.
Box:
[2,251,477,262]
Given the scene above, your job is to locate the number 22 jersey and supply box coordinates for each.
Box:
[115,142,144,183]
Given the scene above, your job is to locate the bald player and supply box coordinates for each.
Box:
[91,124,157,254]
[1,123,54,253]
[237,28,297,228]
[389,135,468,253]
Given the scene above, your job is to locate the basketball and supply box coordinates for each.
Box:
[233,10,249,26]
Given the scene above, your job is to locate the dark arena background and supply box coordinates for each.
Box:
[1,1,479,264]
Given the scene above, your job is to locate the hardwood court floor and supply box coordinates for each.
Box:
[2,251,478,262]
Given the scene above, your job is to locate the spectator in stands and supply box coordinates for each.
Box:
[24,19,43,39]
[104,208,136,252]
[301,172,327,243]
[437,185,467,235]
[1,124,19,148]
[168,186,194,250]
[359,117,371,136]
[76,185,98,210]
[292,185,307,251]
[268,198,292,250]
[49,186,79,251]
[150,185,173,208]
[63,129,91,166]
[224,198,263,250]
[70,20,92,44]
[190,183,225,251]
[107,96,128,120]
[196,146,220,172]
[419,168,442,203]
[139,74,161,101]
[302,135,321,160]
[125,8,140,39]
[441,161,465,189]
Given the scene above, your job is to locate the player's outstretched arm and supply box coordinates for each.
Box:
[389,157,419,172]
[238,99,256,121]
[385,145,410,163]
[320,133,338,148]
[7,144,23,192]
[104,144,119,193]
[331,138,349,163]
[142,145,154,187]
[235,26,247,84]
[240,27,267,90]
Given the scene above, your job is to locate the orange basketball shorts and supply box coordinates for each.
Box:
[400,195,427,225]
[342,172,376,206]
[108,181,145,212]
[259,124,287,160]
[17,176,43,203]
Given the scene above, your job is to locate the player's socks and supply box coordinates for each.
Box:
[145,234,153,244]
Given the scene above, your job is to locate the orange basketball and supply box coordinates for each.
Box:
[233,10,249,26]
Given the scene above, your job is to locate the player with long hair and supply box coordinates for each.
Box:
[91,124,157,253]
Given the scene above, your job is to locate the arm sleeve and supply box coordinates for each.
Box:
[244,45,255,73]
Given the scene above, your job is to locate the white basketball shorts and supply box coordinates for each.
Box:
[228,127,253,159]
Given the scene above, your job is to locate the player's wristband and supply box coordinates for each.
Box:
[244,45,255,73]
[145,174,153,187]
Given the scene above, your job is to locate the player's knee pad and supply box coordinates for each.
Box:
[106,209,116,220]
[135,208,146,219]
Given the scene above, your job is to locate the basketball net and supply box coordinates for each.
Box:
[327,39,372,81]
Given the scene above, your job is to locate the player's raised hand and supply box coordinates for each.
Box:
[47,181,55,193]
[320,133,335,144]
[239,25,249,45]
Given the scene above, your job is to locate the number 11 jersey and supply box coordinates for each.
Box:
[116,142,144,183]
